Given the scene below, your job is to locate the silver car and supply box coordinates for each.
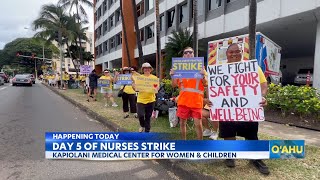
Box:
[294,69,313,85]
[12,74,33,86]
[0,76,4,85]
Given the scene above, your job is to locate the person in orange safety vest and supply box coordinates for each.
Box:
[170,47,207,140]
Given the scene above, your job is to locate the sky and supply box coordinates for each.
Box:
[0,0,94,49]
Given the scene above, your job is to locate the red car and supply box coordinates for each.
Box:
[0,72,9,83]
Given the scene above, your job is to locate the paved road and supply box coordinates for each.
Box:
[0,82,179,180]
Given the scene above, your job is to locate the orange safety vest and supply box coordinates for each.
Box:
[177,78,204,109]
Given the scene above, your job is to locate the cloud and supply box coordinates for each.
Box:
[0,0,93,49]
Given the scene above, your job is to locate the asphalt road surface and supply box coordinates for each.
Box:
[0,82,180,180]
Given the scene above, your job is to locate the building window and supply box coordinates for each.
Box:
[116,33,122,46]
[146,24,154,39]
[109,14,114,27]
[110,37,115,49]
[209,0,222,11]
[103,0,107,13]
[95,47,98,56]
[98,7,102,19]
[99,44,102,55]
[179,3,188,23]
[227,0,237,3]
[99,25,102,36]
[140,28,144,42]
[115,8,121,23]
[167,9,175,28]
[160,14,164,31]
[146,0,154,11]
[137,2,144,17]
[104,40,108,52]
[109,0,114,7]
[103,20,108,33]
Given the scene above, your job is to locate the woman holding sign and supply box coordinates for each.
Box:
[132,63,159,133]
[114,67,137,118]
[99,69,118,107]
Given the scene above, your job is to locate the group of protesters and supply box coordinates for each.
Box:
[84,43,269,175]
[43,72,87,90]
[86,64,159,133]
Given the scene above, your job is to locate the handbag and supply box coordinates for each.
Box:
[117,85,126,97]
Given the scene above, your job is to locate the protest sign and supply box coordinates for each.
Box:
[172,57,204,79]
[98,79,110,88]
[116,74,132,85]
[208,60,264,121]
[80,65,92,74]
[135,76,159,93]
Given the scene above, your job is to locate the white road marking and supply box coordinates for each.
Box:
[0,87,7,91]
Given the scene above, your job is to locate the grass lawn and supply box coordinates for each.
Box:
[59,88,320,180]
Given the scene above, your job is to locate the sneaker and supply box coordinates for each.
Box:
[203,129,213,137]
[124,114,129,118]
[139,127,145,132]
[134,113,138,118]
[105,103,109,107]
[251,160,270,175]
[112,103,118,107]
[209,132,218,140]
[225,159,235,168]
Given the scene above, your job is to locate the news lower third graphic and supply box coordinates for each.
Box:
[45,132,305,160]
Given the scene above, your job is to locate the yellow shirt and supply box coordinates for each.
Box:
[62,74,69,80]
[136,74,157,104]
[123,85,135,94]
[258,67,267,83]
[99,75,113,89]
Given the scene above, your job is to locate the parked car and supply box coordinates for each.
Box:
[0,72,9,83]
[294,68,313,85]
[12,74,33,86]
[0,76,4,85]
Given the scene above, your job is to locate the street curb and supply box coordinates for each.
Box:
[42,83,214,180]
[264,119,320,132]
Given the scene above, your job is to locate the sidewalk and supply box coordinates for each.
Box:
[259,121,320,147]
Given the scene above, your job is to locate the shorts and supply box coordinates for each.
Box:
[219,121,259,140]
[177,105,202,120]
[89,85,97,90]
[101,87,112,94]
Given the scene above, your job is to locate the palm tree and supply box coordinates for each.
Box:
[155,0,161,79]
[192,0,198,56]
[249,0,257,59]
[164,28,193,75]
[120,0,131,67]
[131,0,144,66]
[58,0,94,65]
[33,3,70,80]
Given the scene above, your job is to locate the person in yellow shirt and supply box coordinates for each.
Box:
[99,69,118,107]
[218,43,269,175]
[62,72,69,90]
[114,67,137,118]
[132,63,159,133]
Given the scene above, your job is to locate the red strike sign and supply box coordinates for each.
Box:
[207,60,265,122]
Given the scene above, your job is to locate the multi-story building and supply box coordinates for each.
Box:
[94,0,320,89]
[52,31,95,75]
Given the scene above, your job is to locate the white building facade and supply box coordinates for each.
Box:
[94,0,320,88]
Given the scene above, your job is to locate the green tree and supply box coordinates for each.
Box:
[164,28,193,75]
[58,0,93,64]
[0,38,58,73]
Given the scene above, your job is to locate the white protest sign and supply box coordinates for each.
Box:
[207,60,264,121]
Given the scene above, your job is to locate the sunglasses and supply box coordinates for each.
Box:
[183,50,194,54]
